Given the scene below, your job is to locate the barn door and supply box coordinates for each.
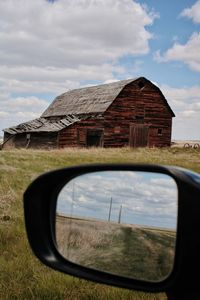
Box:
[129,125,149,147]
[86,129,103,147]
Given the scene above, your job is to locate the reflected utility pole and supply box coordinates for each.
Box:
[118,205,122,224]
[70,182,75,216]
[108,197,113,222]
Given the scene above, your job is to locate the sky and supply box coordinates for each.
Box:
[57,171,178,229]
[0,0,200,139]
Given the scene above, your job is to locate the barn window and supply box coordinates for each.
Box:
[135,115,144,120]
[86,129,103,147]
[138,81,145,89]
[158,128,163,135]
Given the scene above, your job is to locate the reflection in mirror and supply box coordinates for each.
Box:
[56,171,178,282]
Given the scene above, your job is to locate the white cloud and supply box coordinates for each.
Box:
[154,2,200,72]
[0,94,48,113]
[154,32,200,72]
[0,111,9,118]
[180,0,200,24]
[174,1,200,71]
[0,64,124,94]
[0,0,156,133]
[0,92,49,132]
[57,171,177,228]
[160,84,200,139]
[0,0,155,70]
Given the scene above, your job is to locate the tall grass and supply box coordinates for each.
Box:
[0,147,200,299]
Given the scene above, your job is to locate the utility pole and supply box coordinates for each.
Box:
[118,205,122,224]
[108,197,113,222]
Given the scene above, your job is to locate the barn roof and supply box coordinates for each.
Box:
[42,78,135,117]
[3,115,84,134]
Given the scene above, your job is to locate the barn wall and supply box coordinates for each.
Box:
[3,132,58,149]
[103,80,173,147]
[2,133,15,149]
[59,79,173,148]
[58,125,78,147]
[58,120,104,148]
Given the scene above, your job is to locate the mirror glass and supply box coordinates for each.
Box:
[56,171,178,282]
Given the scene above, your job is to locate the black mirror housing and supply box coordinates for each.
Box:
[24,164,200,293]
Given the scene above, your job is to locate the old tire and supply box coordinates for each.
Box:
[194,143,200,149]
[184,143,191,148]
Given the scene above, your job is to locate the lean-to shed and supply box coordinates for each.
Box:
[3,77,175,149]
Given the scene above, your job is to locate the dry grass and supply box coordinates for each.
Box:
[56,216,175,282]
[0,147,200,299]
[56,216,122,263]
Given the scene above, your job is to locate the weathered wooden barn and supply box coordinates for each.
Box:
[3,77,175,149]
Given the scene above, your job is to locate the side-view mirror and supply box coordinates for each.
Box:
[56,170,178,283]
[24,164,200,297]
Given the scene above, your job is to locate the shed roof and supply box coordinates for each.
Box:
[3,115,83,134]
[42,78,135,117]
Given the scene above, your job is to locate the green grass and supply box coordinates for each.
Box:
[0,147,200,299]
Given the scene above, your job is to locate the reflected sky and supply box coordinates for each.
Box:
[57,171,178,229]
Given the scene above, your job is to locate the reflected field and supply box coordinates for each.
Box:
[56,214,176,282]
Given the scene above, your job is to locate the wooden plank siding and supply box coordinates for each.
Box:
[3,132,58,149]
[58,80,173,148]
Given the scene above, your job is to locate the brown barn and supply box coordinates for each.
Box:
[2,77,175,149]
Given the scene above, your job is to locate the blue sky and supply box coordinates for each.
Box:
[134,1,200,87]
[57,171,178,229]
[0,0,200,139]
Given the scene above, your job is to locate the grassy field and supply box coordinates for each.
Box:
[56,216,176,282]
[0,147,200,299]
